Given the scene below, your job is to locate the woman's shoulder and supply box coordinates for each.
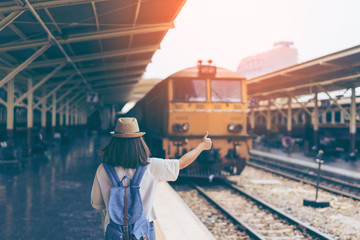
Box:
[148,157,179,169]
[147,158,180,181]
[95,162,106,177]
[148,157,162,163]
[148,157,168,165]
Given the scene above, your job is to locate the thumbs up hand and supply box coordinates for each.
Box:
[200,131,212,150]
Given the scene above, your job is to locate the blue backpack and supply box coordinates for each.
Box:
[102,162,154,240]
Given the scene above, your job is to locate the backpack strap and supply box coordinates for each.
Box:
[102,162,121,187]
[132,164,148,186]
[124,186,130,240]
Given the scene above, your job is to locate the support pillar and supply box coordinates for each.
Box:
[65,101,69,126]
[27,78,33,148]
[266,101,271,131]
[75,108,78,126]
[287,96,292,136]
[350,87,357,154]
[84,112,87,125]
[59,107,63,127]
[81,112,85,125]
[250,110,255,131]
[6,78,14,142]
[266,100,272,149]
[312,92,319,151]
[70,113,74,126]
[52,93,56,136]
[78,111,81,125]
[41,88,47,130]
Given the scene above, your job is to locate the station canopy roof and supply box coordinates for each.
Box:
[0,0,185,108]
[247,45,360,100]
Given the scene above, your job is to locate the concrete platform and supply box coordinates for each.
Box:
[250,148,360,180]
[154,181,215,240]
[0,134,215,239]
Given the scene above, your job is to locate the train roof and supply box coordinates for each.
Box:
[167,65,246,79]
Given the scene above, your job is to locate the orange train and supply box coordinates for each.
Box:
[127,61,252,177]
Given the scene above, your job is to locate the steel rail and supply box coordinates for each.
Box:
[190,182,266,240]
[247,157,360,201]
[251,155,360,188]
[218,178,335,240]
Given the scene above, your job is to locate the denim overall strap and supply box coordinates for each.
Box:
[132,164,147,186]
[102,162,121,187]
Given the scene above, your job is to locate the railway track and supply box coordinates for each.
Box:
[249,155,360,201]
[173,179,335,240]
[173,183,254,240]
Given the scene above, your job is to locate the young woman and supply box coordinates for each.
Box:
[91,117,212,238]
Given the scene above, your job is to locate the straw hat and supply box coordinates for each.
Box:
[110,117,145,138]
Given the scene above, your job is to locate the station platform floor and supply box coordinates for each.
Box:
[250,146,360,180]
[0,134,213,239]
[154,182,215,240]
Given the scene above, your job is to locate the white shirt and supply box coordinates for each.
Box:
[91,157,179,230]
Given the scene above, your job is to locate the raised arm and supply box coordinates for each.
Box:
[179,132,212,169]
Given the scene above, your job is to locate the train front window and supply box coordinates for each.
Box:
[211,80,242,102]
[172,79,206,102]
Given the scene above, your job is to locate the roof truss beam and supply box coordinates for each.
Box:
[316,84,351,118]
[248,47,360,84]
[33,74,75,109]
[91,77,140,88]
[53,82,83,108]
[250,73,360,98]
[45,71,142,88]
[27,45,160,69]
[0,23,172,52]
[14,63,66,105]
[56,88,85,112]
[93,81,138,91]
[0,0,112,14]
[24,0,94,93]
[4,60,149,78]
[86,71,143,82]
[0,10,24,32]
[0,43,50,88]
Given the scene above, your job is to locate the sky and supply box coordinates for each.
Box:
[143,0,360,79]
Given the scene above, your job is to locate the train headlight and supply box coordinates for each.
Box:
[228,123,235,132]
[173,123,182,132]
[182,123,189,132]
[228,123,243,133]
[173,123,189,132]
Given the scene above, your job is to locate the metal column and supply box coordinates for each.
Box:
[27,78,33,148]
[70,113,74,126]
[313,92,319,150]
[59,103,64,127]
[287,96,292,136]
[6,78,14,141]
[41,88,47,130]
[266,100,272,149]
[52,93,56,135]
[250,110,255,131]
[350,87,357,153]
[84,111,87,125]
[75,108,78,126]
[66,101,69,126]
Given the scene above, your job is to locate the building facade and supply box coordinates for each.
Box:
[237,41,298,79]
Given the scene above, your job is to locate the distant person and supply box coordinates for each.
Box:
[31,129,47,154]
[91,117,212,239]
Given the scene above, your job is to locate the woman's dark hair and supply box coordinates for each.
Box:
[99,137,150,168]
